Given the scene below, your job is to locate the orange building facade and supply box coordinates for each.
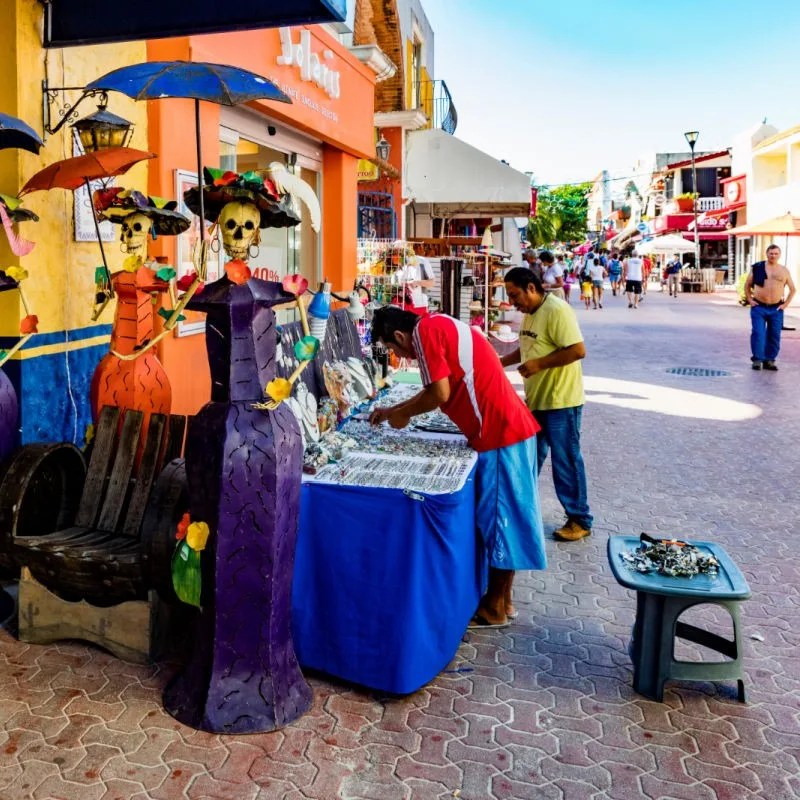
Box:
[146,26,376,415]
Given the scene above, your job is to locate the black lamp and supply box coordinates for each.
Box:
[72,103,133,153]
[375,132,391,162]
[684,131,700,268]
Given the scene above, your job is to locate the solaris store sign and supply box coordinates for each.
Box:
[277,28,341,100]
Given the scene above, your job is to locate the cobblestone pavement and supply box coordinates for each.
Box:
[1,288,799,799]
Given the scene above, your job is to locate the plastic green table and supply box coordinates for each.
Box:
[608,536,751,702]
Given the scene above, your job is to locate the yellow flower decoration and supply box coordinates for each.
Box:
[4,266,28,282]
[266,378,291,403]
[186,521,211,552]
[123,254,143,273]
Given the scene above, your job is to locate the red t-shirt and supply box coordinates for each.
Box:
[412,314,540,452]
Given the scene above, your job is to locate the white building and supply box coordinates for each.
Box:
[728,122,800,298]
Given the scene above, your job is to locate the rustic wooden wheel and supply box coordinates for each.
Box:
[140,458,188,604]
[0,443,86,576]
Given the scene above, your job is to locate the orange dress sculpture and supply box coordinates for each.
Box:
[90,266,171,432]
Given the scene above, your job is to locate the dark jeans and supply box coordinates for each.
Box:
[533,406,593,530]
[750,303,783,362]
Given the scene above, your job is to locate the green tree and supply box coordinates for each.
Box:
[527,183,591,247]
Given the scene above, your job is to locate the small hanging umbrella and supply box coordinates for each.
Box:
[85,61,291,254]
[20,147,156,287]
[0,113,44,154]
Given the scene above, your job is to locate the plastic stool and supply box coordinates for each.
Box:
[608,537,751,702]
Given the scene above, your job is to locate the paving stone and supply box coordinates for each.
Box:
[0,293,799,798]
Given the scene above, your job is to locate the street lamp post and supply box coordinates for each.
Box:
[684,130,700,269]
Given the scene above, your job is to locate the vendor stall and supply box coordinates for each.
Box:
[293,400,483,693]
[272,319,486,693]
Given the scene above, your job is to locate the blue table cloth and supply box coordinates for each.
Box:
[292,466,484,694]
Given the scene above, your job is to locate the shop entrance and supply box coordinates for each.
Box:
[220,122,321,290]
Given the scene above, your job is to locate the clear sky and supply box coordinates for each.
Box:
[423,0,800,187]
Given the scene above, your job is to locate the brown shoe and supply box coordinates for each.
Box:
[554,520,591,542]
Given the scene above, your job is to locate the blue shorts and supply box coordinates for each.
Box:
[476,437,546,571]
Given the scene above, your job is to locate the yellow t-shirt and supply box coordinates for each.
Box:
[520,294,585,411]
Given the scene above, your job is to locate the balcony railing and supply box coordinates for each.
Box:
[414,79,458,135]
[696,197,725,212]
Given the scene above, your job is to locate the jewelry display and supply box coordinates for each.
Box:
[306,451,474,495]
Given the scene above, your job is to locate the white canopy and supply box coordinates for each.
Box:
[636,234,696,254]
[405,129,531,217]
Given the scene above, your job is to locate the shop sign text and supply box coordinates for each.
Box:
[277,28,341,100]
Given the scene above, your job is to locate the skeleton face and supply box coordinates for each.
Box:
[219,201,260,260]
[120,212,151,255]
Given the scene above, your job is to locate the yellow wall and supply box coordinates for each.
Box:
[403,38,432,126]
[0,0,148,445]
[0,0,148,340]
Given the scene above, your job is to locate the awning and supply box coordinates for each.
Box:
[405,129,531,217]
[683,232,728,241]
[43,0,346,47]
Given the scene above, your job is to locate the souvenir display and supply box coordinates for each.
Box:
[306,451,475,495]
[346,357,377,402]
[413,409,463,436]
[285,381,320,447]
[164,168,316,734]
[323,360,360,419]
[339,420,471,459]
[317,396,339,435]
[90,189,189,441]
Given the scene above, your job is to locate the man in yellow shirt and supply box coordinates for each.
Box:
[501,267,593,541]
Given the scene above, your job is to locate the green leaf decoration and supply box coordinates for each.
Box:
[94,267,108,283]
[0,350,7,360]
[156,266,176,281]
[172,541,202,607]
[241,170,265,186]
[204,166,225,181]
[158,307,186,323]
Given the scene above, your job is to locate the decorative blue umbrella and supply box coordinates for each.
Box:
[85,62,292,242]
[0,113,44,154]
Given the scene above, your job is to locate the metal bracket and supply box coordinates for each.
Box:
[41,78,107,139]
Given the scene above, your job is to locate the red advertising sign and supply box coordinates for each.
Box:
[530,187,538,218]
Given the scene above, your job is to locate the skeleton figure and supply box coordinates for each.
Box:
[219,201,260,261]
[120,212,152,256]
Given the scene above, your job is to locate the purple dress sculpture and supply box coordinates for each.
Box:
[163,274,313,734]
[0,273,19,464]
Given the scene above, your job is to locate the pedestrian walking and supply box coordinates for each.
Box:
[641,254,653,298]
[563,268,576,304]
[623,251,644,309]
[665,254,683,297]
[541,250,565,299]
[502,267,593,541]
[590,257,607,309]
[607,252,623,296]
[744,244,796,370]
[369,307,546,627]
[581,271,592,310]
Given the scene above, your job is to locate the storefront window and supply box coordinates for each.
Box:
[218,136,320,288]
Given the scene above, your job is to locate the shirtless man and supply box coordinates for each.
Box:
[744,244,796,370]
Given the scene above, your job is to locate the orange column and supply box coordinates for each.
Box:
[384,127,404,237]
[322,146,358,292]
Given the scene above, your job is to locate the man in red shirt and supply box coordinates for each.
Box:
[369,307,546,628]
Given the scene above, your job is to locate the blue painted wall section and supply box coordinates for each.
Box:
[0,325,111,447]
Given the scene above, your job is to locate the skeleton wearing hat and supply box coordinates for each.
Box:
[89,189,190,443]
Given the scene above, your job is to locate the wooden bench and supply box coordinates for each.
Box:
[1,405,190,662]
